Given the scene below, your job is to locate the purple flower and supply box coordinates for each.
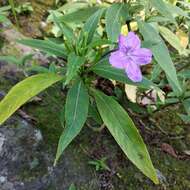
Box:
[109,32,152,82]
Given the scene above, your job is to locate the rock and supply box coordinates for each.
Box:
[0,176,7,183]
[0,117,99,190]
[0,132,5,153]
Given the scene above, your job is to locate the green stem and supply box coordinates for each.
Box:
[8,0,19,29]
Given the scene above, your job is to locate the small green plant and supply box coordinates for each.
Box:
[69,184,76,190]
[8,0,19,28]
[0,0,189,185]
[88,157,111,172]
[0,5,11,24]
[14,2,33,15]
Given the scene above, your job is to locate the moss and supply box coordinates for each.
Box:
[24,85,64,148]
[26,95,190,189]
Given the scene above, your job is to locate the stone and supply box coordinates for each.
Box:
[0,133,5,153]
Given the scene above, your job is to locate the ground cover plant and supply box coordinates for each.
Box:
[0,0,189,186]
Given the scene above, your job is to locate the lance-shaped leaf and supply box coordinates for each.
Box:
[166,3,190,19]
[138,21,182,95]
[83,8,105,44]
[159,26,184,54]
[0,73,63,125]
[60,7,99,24]
[0,54,33,66]
[55,80,89,164]
[93,90,159,184]
[65,53,85,84]
[150,0,176,23]
[18,39,66,58]
[105,3,127,42]
[52,12,75,41]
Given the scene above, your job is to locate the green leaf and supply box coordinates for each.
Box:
[166,3,190,19]
[65,53,85,84]
[0,54,33,66]
[183,99,190,115]
[93,90,158,184]
[8,0,19,28]
[83,8,105,44]
[159,26,184,54]
[91,59,160,90]
[88,103,102,125]
[147,16,171,23]
[58,1,87,13]
[178,114,190,123]
[138,21,182,95]
[18,39,66,58]
[0,73,63,125]
[0,14,8,23]
[0,55,21,65]
[69,184,77,190]
[178,70,190,79]
[0,5,11,12]
[26,65,49,73]
[55,80,89,164]
[60,7,99,24]
[105,3,126,42]
[88,39,113,49]
[150,0,176,23]
[52,12,75,41]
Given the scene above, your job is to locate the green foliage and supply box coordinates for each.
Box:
[60,7,99,24]
[93,90,158,184]
[55,80,89,164]
[0,5,11,23]
[68,184,76,190]
[0,54,33,66]
[91,59,160,90]
[150,0,176,23]
[159,26,185,55]
[52,12,75,40]
[65,53,85,84]
[105,3,127,42]
[8,0,19,28]
[0,73,63,125]
[1,0,190,184]
[138,21,182,96]
[18,39,67,58]
[82,8,105,44]
[14,2,33,14]
[88,157,110,172]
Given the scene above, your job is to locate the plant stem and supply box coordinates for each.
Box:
[8,0,19,29]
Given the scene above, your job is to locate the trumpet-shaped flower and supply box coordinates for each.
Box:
[109,32,152,82]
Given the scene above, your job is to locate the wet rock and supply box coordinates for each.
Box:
[0,176,7,183]
[0,132,5,153]
[0,117,99,190]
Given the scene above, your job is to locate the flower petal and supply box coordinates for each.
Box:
[126,32,141,50]
[131,48,152,65]
[109,50,128,69]
[118,35,127,52]
[125,62,142,82]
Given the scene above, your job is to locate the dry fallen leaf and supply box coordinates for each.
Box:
[110,80,116,86]
[176,29,189,49]
[157,90,165,103]
[161,143,178,158]
[183,150,190,156]
[18,110,37,122]
[125,84,137,103]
